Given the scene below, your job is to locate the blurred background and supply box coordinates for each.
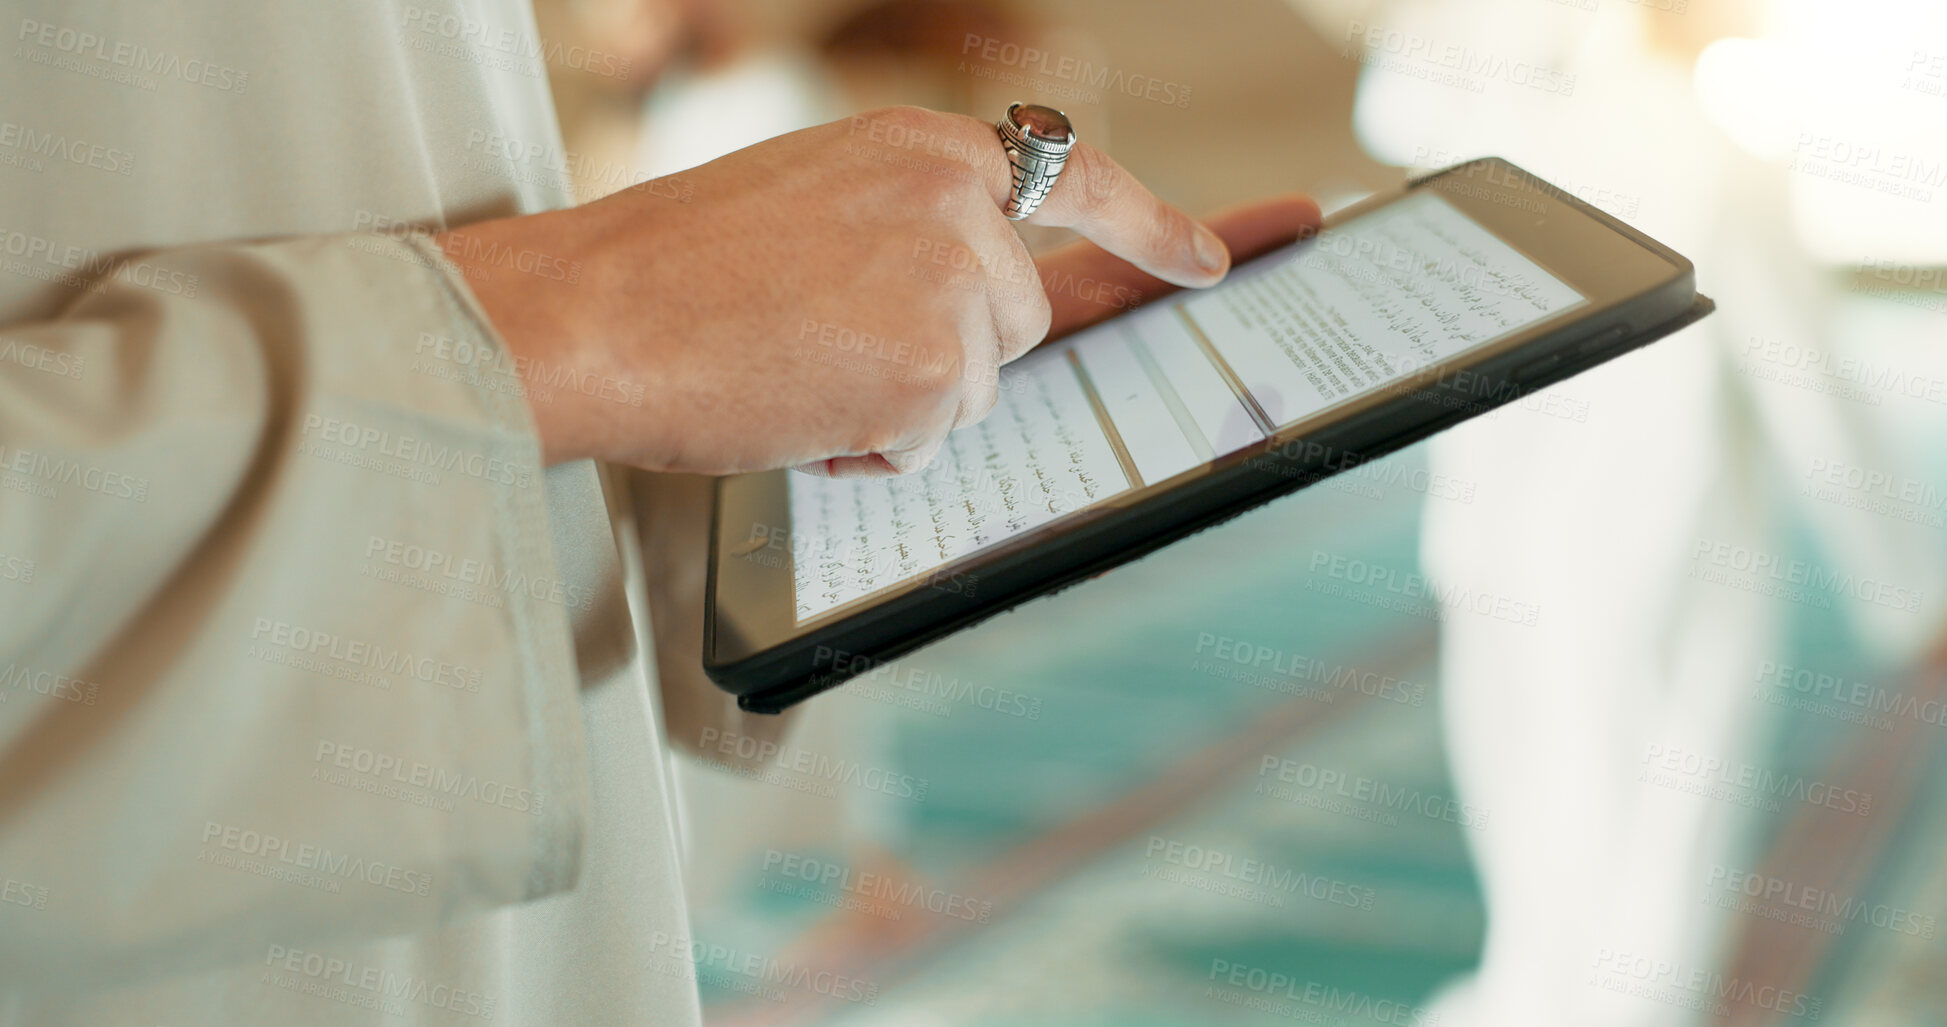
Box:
[534,0,1947,1022]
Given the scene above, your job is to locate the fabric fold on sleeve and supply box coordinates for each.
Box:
[0,230,589,992]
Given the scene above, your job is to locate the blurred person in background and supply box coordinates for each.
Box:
[1333,0,1947,1021]
[0,0,1321,1024]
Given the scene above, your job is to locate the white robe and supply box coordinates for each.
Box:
[0,2,707,1022]
[1344,2,1947,1023]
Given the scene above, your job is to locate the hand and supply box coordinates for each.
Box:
[440,106,1311,476]
[1031,194,1323,343]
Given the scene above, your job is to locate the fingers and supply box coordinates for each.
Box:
[788,110,1306,480]
[877,433,949,476]
[953,289,1006,430]
[997,143,1230,290]
[794,302,1002,478]
[794,436,938,479]
[796,453,900,478]
[971,214,1053,365]
[792,195,1322,480]
[1038,194,1324,339]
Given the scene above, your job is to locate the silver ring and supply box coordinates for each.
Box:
[995,102,1076,221]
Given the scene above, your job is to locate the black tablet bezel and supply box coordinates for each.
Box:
[706,157,1708,712]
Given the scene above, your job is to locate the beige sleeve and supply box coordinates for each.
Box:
[0,233,588,991]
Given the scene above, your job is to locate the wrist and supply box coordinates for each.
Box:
[435,214,603,466]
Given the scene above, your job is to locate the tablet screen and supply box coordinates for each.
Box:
[787,190,1585,621]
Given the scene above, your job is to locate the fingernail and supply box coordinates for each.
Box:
[1193,225,1227,275]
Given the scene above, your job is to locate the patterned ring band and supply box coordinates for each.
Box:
[995,102,1077,221]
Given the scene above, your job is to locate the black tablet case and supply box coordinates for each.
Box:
[716,292,1717,713]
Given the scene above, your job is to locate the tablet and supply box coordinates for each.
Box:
[707,157,1713,713]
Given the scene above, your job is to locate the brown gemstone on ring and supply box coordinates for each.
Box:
[1012,104,1074,145]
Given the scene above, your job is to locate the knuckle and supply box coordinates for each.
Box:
[912,341,967,399]
[847,108,993,214]
[912,170,974,214]
[995,307,1047,363]
[1145,209,1194,264]
[931,111,1002,158]
[870,398,954,469]
[988,272,1051,358]
[855,428,904,459]
[856,408,924,459]
[881,167,973,223]
[962,378,1000,426]
[889,435,947,475]
[1070,147,1121,221]
[1024,292,1054,344]
[882,327,967,407]
[861,104,935,134]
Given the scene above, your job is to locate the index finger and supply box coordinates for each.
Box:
[984,139,1231,290]
[1038,195,1323,339]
